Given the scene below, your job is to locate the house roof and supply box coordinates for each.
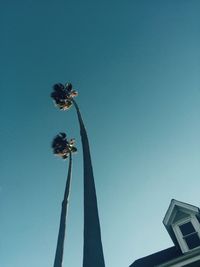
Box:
[129,200,200,267]
[129,246,182,267]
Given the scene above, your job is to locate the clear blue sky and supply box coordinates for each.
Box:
[1,1,200,266]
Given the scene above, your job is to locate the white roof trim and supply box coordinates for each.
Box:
[163,199,199,227]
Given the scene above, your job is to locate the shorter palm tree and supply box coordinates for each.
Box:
[52,132,77,267]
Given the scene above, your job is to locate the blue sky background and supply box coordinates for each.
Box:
[1,1,200,266]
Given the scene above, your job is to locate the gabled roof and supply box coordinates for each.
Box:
[163,199,200,227]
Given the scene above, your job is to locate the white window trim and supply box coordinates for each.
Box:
[172,214,200,253]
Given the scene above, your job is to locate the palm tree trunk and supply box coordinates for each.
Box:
[53,153,72,267]
[72,99,105,267]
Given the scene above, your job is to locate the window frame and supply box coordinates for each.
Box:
[172,215,200,253]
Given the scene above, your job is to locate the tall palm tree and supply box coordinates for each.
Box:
[52,132,77,267]
[51,83,105,267]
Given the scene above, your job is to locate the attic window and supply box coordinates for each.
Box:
[179,221,200,250]
[163,200,200,254]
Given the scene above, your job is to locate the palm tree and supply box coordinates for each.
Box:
[52,132,77,267]
[51,83,105,267]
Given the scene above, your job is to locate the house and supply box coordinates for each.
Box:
[129,199,200,267]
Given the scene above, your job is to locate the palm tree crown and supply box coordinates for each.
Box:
[51,83,78,110]
[52,132,77,159]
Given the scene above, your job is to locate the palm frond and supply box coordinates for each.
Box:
[52,133,77,159]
